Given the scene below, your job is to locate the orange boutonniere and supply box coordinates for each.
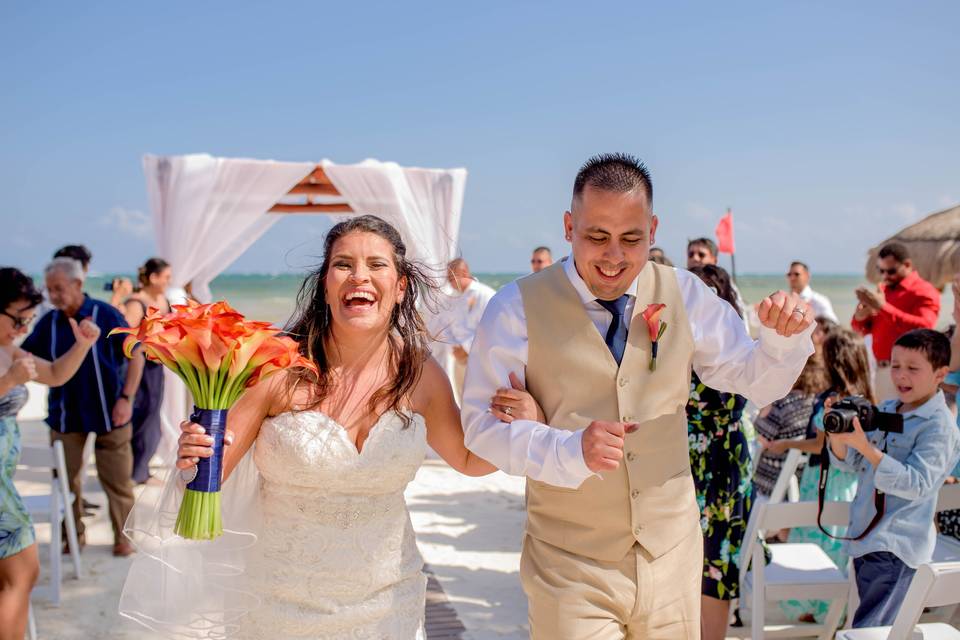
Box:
[641,303,668,371]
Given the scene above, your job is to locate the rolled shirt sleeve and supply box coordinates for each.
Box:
[681,271,815,407]
[874,423,959,500]
[460,283,595,488]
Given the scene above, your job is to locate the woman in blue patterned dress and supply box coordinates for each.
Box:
[0,267,100,638]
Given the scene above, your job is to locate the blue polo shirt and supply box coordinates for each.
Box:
[21,295,130,434]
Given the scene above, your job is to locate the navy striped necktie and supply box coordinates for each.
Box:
[596,295,629,365]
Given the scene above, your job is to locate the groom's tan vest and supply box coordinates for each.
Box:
[518,261,700,562]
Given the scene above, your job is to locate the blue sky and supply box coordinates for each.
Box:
[2,2,957,276]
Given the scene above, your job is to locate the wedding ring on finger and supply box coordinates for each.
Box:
[503,406,513,416]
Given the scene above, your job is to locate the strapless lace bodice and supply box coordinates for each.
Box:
[242,410,428,639]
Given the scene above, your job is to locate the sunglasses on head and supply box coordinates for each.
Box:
[1,310,34,330]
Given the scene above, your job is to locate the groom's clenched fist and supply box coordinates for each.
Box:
[582,420,639,472]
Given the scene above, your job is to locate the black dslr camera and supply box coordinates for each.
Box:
[823,395,903,434]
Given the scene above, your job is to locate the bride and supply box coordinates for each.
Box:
[121,215,522,639]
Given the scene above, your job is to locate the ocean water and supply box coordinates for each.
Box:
[83,272,955,330]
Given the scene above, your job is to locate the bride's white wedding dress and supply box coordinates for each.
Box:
[120,410,428,640]
[243,410,428,639]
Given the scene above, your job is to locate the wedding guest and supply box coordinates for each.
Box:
[0,267,99,638]
[428,258,495,398]
[53,245,92,275]
[852,242,940,402]
[649,246,673,267]
[937,280,960,541]
[828,329,959,628]
[530,246,553,273]
[121,258,172,485]
[686,237,750,332]
[786,261,838,323]
[20,257,144,557]
[685,264,752,637]
[773,328,872,624]
[753,356,828,500]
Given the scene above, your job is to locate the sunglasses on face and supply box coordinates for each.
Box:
[786,272,802,277]
[688,251,709,259]
[1,310,35,330]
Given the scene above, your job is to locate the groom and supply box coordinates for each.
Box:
[461,153,814,639]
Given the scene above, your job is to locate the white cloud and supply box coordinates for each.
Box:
[100,207,152,239]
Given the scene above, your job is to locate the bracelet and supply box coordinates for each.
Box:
[179,466,198,484]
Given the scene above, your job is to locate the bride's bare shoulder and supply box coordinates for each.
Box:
[410,355,453,412]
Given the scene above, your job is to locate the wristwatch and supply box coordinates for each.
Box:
[120,392,133,402]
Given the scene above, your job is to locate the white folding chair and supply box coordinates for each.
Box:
[835,562,960,639]
[734,500,851,640]
[18,440,83,606]
[27,601,37,640]
[767,448,805,506]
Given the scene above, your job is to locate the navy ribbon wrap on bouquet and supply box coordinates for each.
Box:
[187,408,229,493]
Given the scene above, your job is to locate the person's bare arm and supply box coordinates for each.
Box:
[417,357,497,477]
[23,318,100,387]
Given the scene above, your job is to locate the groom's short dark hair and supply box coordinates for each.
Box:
[573,153,652,206]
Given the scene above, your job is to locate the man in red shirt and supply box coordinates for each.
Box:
[852,242,940,401]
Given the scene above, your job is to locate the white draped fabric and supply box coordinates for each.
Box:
[322,159,466,279]
[144,153,316,302]
[142,153,466,471]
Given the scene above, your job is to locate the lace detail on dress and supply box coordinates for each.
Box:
[240,410,428,640]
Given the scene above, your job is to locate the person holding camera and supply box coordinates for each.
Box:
[776,327,870,623]
[827,329,960,628]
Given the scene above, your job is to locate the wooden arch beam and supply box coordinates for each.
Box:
[268,165,354,214]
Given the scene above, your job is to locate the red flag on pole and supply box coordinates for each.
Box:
[715,209,735,255]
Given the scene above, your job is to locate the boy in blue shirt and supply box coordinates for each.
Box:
[828,328,960,628]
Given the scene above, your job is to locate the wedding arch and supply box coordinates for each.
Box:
[142,153,468,456]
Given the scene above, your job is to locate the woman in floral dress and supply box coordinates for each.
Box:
[686,264,752,640]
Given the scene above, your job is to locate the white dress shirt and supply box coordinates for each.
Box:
[462,257,816,488]
[428,278,497,352]
[799,285,838,323]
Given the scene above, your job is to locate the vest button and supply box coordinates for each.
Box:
[626,452,636,462]
[631,489,640,499]
[618,377,629,387]
[622,415,633,423]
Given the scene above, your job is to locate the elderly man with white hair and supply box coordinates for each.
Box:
[21,257,144,557]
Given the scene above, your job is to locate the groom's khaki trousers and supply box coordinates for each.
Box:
[521,526,703,639]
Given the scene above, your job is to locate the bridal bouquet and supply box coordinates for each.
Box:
[111,300,314,540]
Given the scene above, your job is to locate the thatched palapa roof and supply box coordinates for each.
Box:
[865,204,960,289]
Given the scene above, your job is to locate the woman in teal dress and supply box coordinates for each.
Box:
[767,327,872,624]
[0,267,99,638]
[686,265,753,640]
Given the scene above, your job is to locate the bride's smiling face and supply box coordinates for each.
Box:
[324,231,406,335]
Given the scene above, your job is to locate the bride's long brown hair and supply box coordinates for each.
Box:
[284,215,434,426]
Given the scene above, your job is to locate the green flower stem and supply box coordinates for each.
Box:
[174,489,223,540]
